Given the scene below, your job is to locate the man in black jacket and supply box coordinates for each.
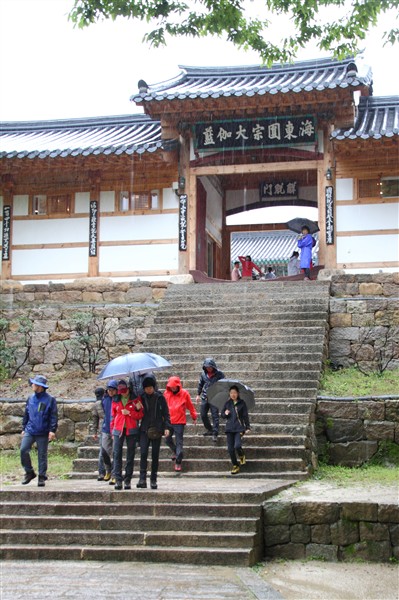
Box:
[196,358,225,442]
[137,374,171,489]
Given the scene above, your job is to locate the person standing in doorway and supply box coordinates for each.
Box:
[231,260,242,281]
[20,375,58,487]
[196,358,225,443]
[287,251,300,276]
[238,255,262,280]
[297,226,313,280]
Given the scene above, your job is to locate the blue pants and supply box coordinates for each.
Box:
[165,423,185,464]
[139,432,162,482]
[200,399,219,435]
[226,431,244,466]
[113,432,138,484]
[20,433,49,478]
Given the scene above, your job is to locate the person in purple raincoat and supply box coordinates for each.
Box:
[297,226,313,280]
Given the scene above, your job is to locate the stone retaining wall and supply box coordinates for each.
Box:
[315,397,399,466]
[328,274,399,371]
[263,499,399,562]
[0,399,94,450]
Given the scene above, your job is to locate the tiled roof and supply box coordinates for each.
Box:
[332,96,399,140]
[132,56,371,103]
[0,114,170,159]
[231,230,319,266]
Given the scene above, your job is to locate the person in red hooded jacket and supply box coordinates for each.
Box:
[164,375,197,473]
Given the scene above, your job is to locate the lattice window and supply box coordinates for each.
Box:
[358,178,379,198]
[119,190,159,211]
[32,194,71,215]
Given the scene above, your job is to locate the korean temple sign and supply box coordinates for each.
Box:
[89,200,98,257]
[2,205,11,261]
[179,194,188,251]
[260,180,298,200]
[195,115,316,151]
[325,186,334,245]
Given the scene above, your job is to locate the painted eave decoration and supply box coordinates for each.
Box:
[132,56,372,103]
[331,95,399,140]
[0,114,176,160]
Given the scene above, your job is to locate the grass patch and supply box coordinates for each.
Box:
[0,443,74,484]
[319,366,399,397]
[312,463,399,485]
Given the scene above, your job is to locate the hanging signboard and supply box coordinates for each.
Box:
[179,194,188,251]
[89,200,98,257]
[260,180,298,200]
[195,115,316,151]
[2,205,11,261]
[325,186,334,245]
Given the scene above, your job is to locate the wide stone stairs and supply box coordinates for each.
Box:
[73,280,330,480]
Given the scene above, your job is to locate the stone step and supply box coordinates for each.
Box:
[155,308,327,320]
[70,470,307,481]
[78,445,305,460]
[1,529,258,549]
[148,360,322,372]
[145,343,323,355]
[1,514,259,534]
[154,316,327,327]
[146,327,326,339]
[1,501,262,518]
[72,457,305,473]
[0,544,257,566]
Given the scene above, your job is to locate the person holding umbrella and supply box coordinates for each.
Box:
[221,385,251,475]
[297,225,314,280]
[137,374,171,489]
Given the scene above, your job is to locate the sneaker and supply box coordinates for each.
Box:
[212,434,218,443]
[21,471,36,485]
[136,480,147,489]
[174,463,182,473]
[97,475,105,481]
[109,478,116,486]
[239,454,246,466]
[150,480,158,490]
[38,476,46,487]
[124,481,131,490]
[103,473,111,482]
[231,465,240,475]
[114,482,123,490]
[203,431,213,436]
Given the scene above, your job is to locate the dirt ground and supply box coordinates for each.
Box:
[0,370,104,401]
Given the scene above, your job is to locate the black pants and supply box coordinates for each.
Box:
[226,432,244,466]
[113,432,138,484]
[139,431,162,482]
[200,399,219,435]
[165,423,184,464]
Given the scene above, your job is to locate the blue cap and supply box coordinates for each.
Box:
[107,379,118,390]
[29,375,49,389]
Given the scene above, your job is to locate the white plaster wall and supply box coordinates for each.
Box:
[163,188,179,210]
[12,247,88,276]
[99,243,178,272]
[13,195,29,216]
[100,213,178,242]
[75,192,90,213]
[336,178,354,201]
[336,203,399,232]
[100,191,115,212]
[337,234,399,263]
[13,218,89,244]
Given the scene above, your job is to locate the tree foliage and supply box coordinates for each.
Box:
[69,0,399,64]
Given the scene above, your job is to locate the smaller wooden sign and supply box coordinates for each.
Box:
[89,200,98,257]
[179,194,188,251]
[2,205,11,261]
[325,186,334,245]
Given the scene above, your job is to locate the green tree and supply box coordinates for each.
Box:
[69,0,399,64]
[0,317,33,379]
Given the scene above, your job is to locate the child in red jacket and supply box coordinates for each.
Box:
[164,375,197,473]
[111,379,144,490]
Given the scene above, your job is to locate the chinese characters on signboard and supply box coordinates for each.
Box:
[260,180,298,200]
[325,186,334,245]
[89,201,98,257]
[179,194,188,251]
[2,206,11,261]
[195,115,316,151]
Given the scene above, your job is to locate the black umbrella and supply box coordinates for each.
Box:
[207,379,255,411]
[286,218,319,234]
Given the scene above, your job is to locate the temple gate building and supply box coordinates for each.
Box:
[1,56,398,282]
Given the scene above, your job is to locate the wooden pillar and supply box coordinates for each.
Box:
[177,129,194,274]
[1,177,14,280]
[221,189,230,280]
[317,126,337,269]
[88,171,101,277]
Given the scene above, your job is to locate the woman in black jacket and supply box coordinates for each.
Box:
[221,385,251,475]
[136,374,171,489]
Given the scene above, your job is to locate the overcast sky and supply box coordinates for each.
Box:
[0,0,398,122]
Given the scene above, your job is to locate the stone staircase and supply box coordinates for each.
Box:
[0,482,289,566]
[73,280,330,480]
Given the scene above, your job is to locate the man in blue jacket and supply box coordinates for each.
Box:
[20,375,58,487]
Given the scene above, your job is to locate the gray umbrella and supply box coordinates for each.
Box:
[207,379,255,411]
[286,217,319,234]
[97,352,171,380]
